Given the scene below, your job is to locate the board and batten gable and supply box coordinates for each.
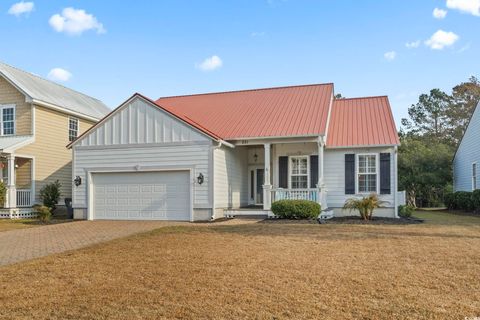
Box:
[77,97,209,147]
[454,102,480,192]
[72,96,214,220]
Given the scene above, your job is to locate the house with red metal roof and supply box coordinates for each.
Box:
[68,84,401,221]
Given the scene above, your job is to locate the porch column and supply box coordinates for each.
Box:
[5,154,16,209]
[263,143,272,210]
[317,138,328,210]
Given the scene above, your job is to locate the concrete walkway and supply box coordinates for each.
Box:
[0,219,256,266]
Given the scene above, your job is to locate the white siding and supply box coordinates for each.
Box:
[324,147,395,209]
[454,102,480,191]
[79,97,209,147]
[214,146,248,210]
[73,144,211,209]
[273,143,396,217]
[72,96,215,217]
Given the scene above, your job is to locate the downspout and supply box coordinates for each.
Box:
[394,146,399,218]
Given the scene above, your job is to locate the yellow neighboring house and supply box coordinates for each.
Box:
[0,62,109,218]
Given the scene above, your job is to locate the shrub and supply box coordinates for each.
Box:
[34,205,51,223]
[39,180,62,212]
[398,205,415,218]
[471,190,480,212]
[444,192,456,209]
[343,193,387,220]
[454,191,473,211]
[271,200,321,219]
[0,181,6,207]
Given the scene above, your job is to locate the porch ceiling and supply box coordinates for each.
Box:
[0,135,34,153]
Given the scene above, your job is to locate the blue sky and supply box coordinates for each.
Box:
[0,0,479,127]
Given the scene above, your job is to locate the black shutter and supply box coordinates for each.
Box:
[345,154,355,194]
[310,155,318,188]
[278,156,288,188]
[380,153,391,194]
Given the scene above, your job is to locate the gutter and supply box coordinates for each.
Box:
[219,140,235,148]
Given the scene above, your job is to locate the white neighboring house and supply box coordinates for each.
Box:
[68,84,401,221]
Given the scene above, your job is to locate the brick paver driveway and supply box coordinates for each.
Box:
[0,220,192,266]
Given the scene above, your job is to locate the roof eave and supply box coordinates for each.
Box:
[31,99,102,122]
[325,143,400,149]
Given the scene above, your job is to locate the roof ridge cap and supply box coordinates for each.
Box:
[335,95,388,101]
[156,83,334,100]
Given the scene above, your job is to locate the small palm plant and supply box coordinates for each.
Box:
[343,193,387,220]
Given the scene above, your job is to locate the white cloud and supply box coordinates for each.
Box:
[251,31,266,37]
[433,8,448,19]
[8,1,34,17]
[425,30,459,49]
[405,40,421,48]
[47,68,72,82]
[446,0,480,16]
[49,7,106,36]
[458,42,471,52]
[196,55,223,71]
[384,51,396,61]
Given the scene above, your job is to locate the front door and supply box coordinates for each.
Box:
[248,166,264,205]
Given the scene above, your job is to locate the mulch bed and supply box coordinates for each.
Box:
[264,216,423,225]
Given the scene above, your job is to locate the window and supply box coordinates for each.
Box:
[357,154,377,193]
[473,163,477,190]
[0,105,15,136]
[69,117,78,142]
[290,156,309,189]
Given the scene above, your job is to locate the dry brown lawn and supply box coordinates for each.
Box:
[0,218,70,232]
[0,219,38,232]
[0,213,479,319]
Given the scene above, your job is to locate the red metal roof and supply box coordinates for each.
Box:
[326,96,400,147]
[156,84,334,139]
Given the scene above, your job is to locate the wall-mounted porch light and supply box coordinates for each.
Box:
[73,176,82,187]
[197,173,204,185]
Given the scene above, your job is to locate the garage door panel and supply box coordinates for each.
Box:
[92,171,190,221]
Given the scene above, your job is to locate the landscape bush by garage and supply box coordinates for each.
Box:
[34,205,52,222]
[39,180,62,212]
[271,200,321,219]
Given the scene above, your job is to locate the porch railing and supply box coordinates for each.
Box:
[271,188,319,203]
[397,190,406,206]
[16,189,32,208]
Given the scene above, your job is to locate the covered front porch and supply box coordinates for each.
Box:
[222,136,331,218]
[0,154,35,218]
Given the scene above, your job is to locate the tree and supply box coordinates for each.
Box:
[398,136,453,207]
[447,76,480,144]
[39,180,62,212]
[401,89,452,144]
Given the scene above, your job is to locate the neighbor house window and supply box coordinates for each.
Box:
[357,154,377,193]
[0,105,15,136]
[290,156,309,189]
[473,163,477,190]
[69,117,78,142]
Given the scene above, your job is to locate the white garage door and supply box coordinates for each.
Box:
[92,171,190,221]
